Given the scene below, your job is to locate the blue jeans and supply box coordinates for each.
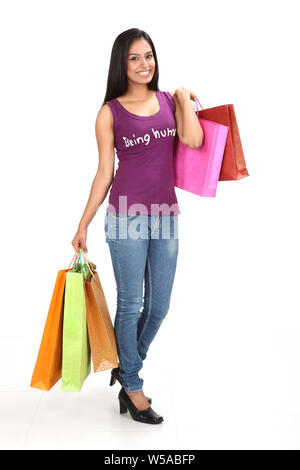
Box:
[104,212,179,392]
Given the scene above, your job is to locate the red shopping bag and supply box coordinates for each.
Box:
[194,97,249,181]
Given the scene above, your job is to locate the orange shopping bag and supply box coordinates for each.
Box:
[30,250,79,391]
[81,251,118,373]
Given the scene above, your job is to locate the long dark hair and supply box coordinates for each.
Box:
[102,28,160,105]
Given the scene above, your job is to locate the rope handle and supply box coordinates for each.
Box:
[67,247,95,279]
[73,249,82,271]
[80,249,96,280]
[67,247,80,270]
[69,248,96,281]
[193,96,204,114]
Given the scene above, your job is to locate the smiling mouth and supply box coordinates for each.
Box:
[136,70,151,76]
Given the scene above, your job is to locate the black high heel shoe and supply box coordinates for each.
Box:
[110,367,152,404]
[118,387,163,425]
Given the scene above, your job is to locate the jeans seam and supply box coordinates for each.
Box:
[110,242,125,369]
[137,252,152,348]
[111,240,143,392]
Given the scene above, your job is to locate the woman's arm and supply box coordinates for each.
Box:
[77,105,115,230]
[170,88,203,149]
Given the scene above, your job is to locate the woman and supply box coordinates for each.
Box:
[71,28,203,424]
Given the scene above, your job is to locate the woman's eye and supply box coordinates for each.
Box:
[131,54,153,61]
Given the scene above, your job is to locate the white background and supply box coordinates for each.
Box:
[1,0,299,450]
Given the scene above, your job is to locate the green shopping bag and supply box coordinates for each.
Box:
[61,250,91,391]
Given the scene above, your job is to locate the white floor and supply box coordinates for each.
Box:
[1,334,300,450]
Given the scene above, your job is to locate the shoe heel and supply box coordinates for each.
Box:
[119,399,127,414]
[110,374,116,386]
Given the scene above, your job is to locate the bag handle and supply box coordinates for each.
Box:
[67,247,80,270]
[193,96,204,114]
[68,248,85,273]
[72,248,96,281]
[72,250,81,271]
[80,249,96,280]
[67,248,96,280]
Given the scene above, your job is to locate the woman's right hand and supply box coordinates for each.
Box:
[71,226,88,254]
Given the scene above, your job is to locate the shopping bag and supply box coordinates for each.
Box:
[61,251,91,392]
[194,98,249,180]
[174,115,229,197]
[30,251,78,391]
[80,250,118,373]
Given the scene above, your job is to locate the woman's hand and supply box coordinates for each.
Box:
[175,87,197,102]
[71,225,88,253]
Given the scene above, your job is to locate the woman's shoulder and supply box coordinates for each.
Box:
[162,90,176,113]
[162,90,175,102]
[99,101,114,116]
[96,101,115,132]
[160,90,174,96]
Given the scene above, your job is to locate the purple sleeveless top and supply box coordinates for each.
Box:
[103,90,180,216]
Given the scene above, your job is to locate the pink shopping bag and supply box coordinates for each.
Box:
[174,99,229,197]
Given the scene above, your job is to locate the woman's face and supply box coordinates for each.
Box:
[127,39,155,85]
